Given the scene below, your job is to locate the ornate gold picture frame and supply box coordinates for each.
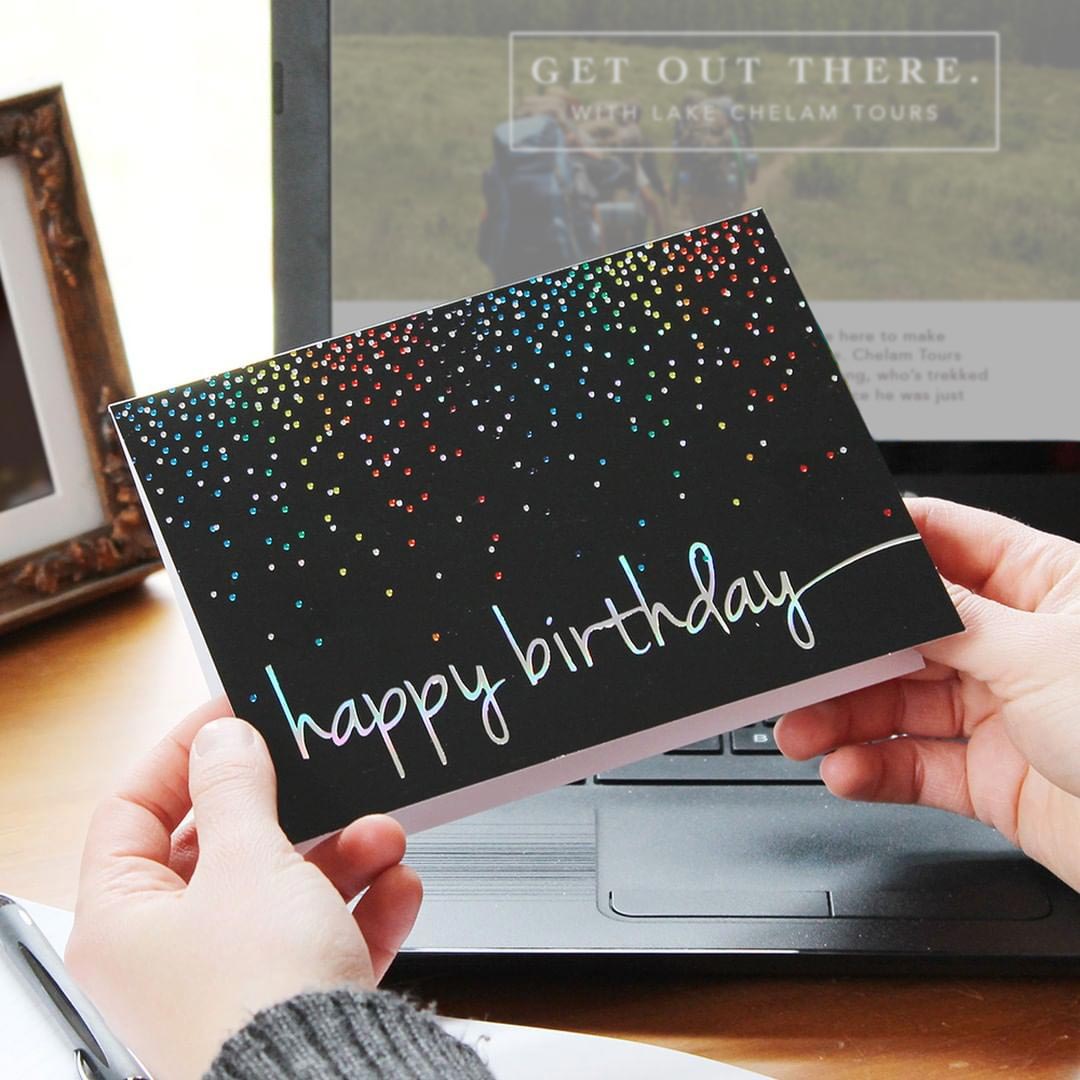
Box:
[0,86,158,633]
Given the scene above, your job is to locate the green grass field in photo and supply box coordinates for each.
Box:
[332,34,1080,302]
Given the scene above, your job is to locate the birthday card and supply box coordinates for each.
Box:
[111,210,961,843]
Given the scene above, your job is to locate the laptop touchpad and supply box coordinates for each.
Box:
[597,790,1051,921]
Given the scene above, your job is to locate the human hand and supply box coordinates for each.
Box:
[776,496,1080,892]
[66,700,422,1079]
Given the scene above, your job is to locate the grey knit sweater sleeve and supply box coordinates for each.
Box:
[203,988,494,1079]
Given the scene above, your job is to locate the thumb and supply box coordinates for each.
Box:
[188,718,283,854]
[921,579,1056,694]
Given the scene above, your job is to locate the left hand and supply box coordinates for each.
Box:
[66,699,422,1080]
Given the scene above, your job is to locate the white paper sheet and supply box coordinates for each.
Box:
[1,897,772,1079]
[440,1017,772,1079]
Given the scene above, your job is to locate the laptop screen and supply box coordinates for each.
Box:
[321,2,1078,455]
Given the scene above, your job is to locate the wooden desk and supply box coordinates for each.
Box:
[1,572,1077,1078]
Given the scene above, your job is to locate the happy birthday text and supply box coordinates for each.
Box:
[265,535,917,778]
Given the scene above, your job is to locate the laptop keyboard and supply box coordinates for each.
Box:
[594,718,823,784]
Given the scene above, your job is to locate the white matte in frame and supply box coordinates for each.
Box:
[0,155,105,564]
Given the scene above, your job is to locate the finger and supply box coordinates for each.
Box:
[168,820,199,883]
[906,497,1078,612]
[187,718,286,860]
[80,696,231,888]
[920,580,1060,691]
[820,738,975,819]
[775,678,970,761]
[352,864,423,982]
[305,815,407,901]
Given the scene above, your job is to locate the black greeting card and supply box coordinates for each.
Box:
[111,210,960,844]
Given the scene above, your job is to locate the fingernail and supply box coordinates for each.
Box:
[193,718,255,757]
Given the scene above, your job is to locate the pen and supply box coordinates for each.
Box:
[0,895,151,1079]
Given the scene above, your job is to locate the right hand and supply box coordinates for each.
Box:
[777,497,1080,892]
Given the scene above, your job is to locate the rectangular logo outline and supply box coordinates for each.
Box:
[507,30,1001,154]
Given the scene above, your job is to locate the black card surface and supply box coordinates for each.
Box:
[111,210,960,843]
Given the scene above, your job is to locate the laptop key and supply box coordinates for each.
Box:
[730,724,781,754]
[665,737,722,754]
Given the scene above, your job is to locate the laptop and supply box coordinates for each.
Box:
[270,2,1080,963]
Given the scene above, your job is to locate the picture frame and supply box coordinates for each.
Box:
[0,86,158,634]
